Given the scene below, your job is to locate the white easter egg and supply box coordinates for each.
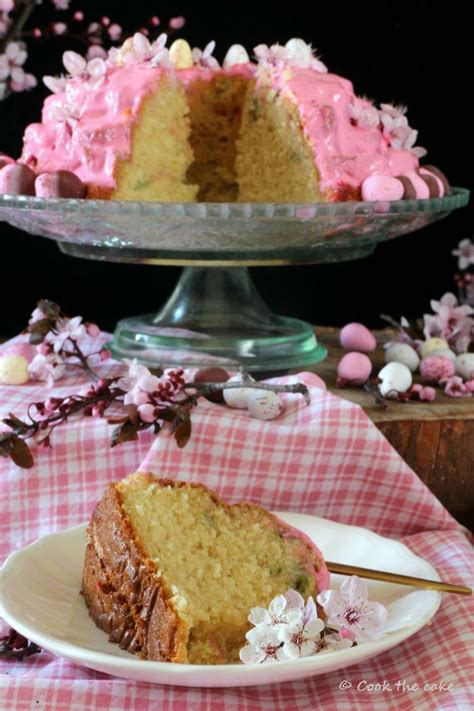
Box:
[420,338,449,359]
[455,353,474,381]
[0,355,30,385]
[378,362,412,398]
[223,44,249,68]
[247,390,282,420]
[384,343,420,373]
[223,374,255,409]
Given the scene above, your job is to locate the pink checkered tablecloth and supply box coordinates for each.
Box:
[0,334,473,711]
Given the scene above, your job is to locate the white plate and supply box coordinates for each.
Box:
[0,514,441,688]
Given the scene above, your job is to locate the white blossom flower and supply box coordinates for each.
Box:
[348,100,380,129]
[48,316,86,353]
[379,103,426,157]
[240,625,287,664]
[117,358,151,394]
[192,41,220,69]
[452,238,474,271]
[28,353,66,388]
[277,615,324,658]
[317,577,388,642]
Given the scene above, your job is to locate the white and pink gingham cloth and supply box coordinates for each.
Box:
[0,335,473,711]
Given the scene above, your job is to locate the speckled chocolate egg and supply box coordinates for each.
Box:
[0,163,36,196]
[194,367,230,403]
[455,353,474,381]
[420,355,455,382]
[378,362,412,398]
[247,390,282,420]
[337,352,372,385]
[340,323,376,352]
[35,170,86,199]
[384,343,420,373]
[223,374,255,409]
[420,338,449,359]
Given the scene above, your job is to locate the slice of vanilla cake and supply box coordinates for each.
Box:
[82,473,329,664]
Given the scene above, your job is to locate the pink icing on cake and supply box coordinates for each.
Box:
[19,35,432,201]
[255,62,418,196]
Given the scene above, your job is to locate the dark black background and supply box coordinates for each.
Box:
[0,1,471,338]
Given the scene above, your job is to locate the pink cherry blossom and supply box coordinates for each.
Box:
[85,322,100,337]
[137,403,156,423]
[52,0,70,9]
[108,24,122,41]
[452,238,474,271]
[423,292,473,354]
[440,375,473,398]
[348,100,380,129]
[411,384,437,402]
[317,576,388,642]
[86,45,107,61]
[379,103,426,157]
[10,67,37,92]
[53,22,67,35]
[169,16,185,30]
[240,625,287,664]
[192,41,220,69]
[0,0,14,12]
[47,316,86,353]
[28,353,66,388]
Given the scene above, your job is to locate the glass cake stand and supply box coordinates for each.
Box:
[0,188,469,371]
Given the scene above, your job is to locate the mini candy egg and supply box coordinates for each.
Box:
[398,171,430,199]
[340,323,376,352]
[420,338,449,359]
[169,39,194,69]
[223,374,255,409]
[384,343,420,372]
[420,165,450,195]
[247,390,282,421]
[1,343,36,363]
[0,163,36,196]
[0,355,30,385]
[429,347,456,362]
[455,353,474,381]
[361,175,404,202]
[337,352,372,385]
[223,44,250,67]
[194,367,230,403]
[420,355,455,382]
[0,154,14,170]
[378,362,412,398]
[35,171,86,199]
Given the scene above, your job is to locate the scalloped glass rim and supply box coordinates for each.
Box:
[0,187,469,217]
[0,187,469,265]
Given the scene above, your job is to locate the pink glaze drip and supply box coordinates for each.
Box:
[275,514,330,592]
[258,63,418,195]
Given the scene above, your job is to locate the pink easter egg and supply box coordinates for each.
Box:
[340,323,376,352]
[297,372,327,391]
[361,175,404,202]
[2,343,36,363]
[337,352,372,385]
[420,355,455,382]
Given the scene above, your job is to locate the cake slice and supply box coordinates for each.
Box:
[82,473,329,664]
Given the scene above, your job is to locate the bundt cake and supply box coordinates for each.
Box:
[82,473,329,664]
[10,34,448,203]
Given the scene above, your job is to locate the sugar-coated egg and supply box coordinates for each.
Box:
[455,353,474,381]
[378,362,412,398]
[337,352,372,385]
[194,367,230,403]
[340,323,376,352]
[384,343,420,373]
[247,390,282,420]
[420,338,449,359]
[223,374,255,409]
[0,355,30,385]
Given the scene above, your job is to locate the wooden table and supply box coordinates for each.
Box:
[311,327,474,528]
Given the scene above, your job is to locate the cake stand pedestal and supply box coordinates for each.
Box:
[0,189,469,372]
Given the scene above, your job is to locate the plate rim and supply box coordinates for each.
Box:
[0,514,442,685]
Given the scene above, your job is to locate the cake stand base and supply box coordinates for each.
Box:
[109,267,327,372]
